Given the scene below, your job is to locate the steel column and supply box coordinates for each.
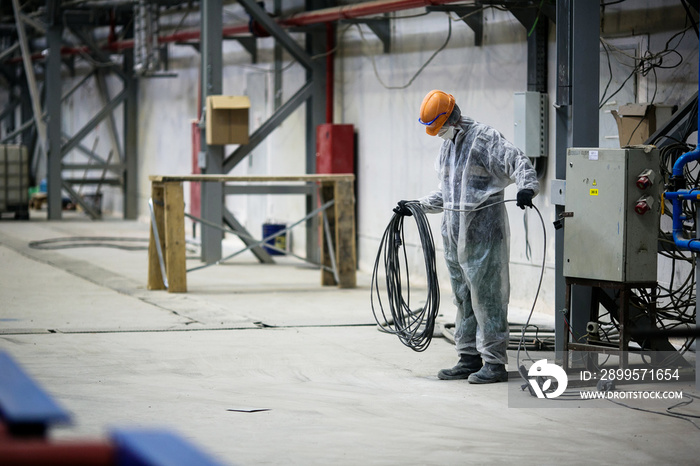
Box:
[303,0,330,264]
[123,38,139,219]
[555,0,600,356]
[554,0,570,356]
[45,0,63,219]
[273,0,283,111]
[200,0,224,263]
[12,0,47,152]
[13,0,47,199]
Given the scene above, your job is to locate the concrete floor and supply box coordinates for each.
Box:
[1,213,699,465]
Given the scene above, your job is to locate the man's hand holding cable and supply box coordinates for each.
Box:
[393,200,414,217]
[516,189,534,210]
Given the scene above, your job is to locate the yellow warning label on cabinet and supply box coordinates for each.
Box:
[590,189,599,196]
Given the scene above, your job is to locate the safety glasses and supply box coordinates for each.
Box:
[418,112,446,126]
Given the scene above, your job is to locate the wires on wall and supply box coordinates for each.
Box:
[599,27,690,111]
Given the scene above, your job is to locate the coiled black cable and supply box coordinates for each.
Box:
[371,202,440,352]
[371,198,547,369]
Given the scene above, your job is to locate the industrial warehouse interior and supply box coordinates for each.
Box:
[1,0,700,464]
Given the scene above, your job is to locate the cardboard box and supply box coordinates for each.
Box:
[611,103,674,147]
[205,95,250,145]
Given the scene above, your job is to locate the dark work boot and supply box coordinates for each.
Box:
[437,354,482,380]
[467,362,508,384]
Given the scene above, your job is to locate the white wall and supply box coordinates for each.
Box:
[337,9,553,314]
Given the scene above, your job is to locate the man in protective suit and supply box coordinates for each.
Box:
[395,90,539,384]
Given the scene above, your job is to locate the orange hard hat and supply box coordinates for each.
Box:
[419,90,456,136]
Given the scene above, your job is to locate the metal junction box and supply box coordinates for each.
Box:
[563,147,661,283]
[514,91,547,158]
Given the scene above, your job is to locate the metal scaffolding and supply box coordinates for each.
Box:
[1,0,138,220]
[1,0,549,266]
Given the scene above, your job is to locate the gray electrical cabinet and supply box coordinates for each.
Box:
[563,147,661,283]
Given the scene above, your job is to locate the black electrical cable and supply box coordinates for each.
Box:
[28,236,150,251]
[371,199,547,362]
[371,202,439,352]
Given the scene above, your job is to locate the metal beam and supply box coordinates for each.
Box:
[61,181,101,219]
[224,185,315,195]
[62,132,106,165]
[12,0,47,157]
[19,12,47,34]
[63,163,125,171]
[62,67,96,101]
[223,81,313,173]
[67,23,126,81]
[344,18,392,53]
[0,43,20,63]
[646,92,698,147]
[554,0,571,357]
[1,118,33,144]
[231,37,257,63]
[60,87,127,158]
[274,0,283,111]
[0,98,20,130]
[304,0,330,264]
[95,69,125,165]
[200,0,224,263]
[20,81,38,171]
[63,178,122,186]
[222,208,274,264]
[510,6,549,93]
[46,0,63,219]
[481,0,556,24]
[123,40,139,219]
[554,0,600,358]
[428,5,482,46]
[238,0,314,70]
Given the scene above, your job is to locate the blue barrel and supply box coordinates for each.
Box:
[262,223,286,255]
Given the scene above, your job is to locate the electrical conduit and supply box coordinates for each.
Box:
[665,33,700,252]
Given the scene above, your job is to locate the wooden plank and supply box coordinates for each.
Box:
[147,183,166,290]
[149,174,354,183]
[163,182,187,293]
[334,180,356,288]
[320,182,336,286]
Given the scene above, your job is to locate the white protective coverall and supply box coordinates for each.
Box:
[419,116,539,365]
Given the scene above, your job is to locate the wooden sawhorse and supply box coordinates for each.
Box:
[147,174,356,293]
